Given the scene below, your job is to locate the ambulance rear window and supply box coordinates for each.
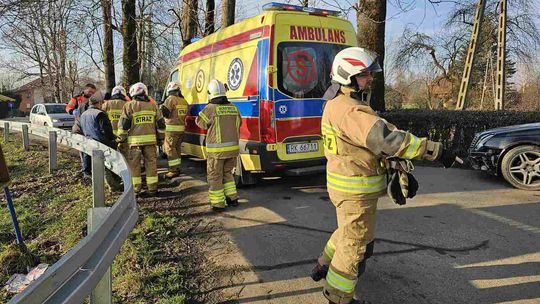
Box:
[277,42,348,98]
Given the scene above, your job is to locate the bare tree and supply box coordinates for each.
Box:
[101,0,116,93]
[205,0,215,36]
[221,0,235,28]
[122,0,140,86]
[355,0,387,111]
[182,0,199,47]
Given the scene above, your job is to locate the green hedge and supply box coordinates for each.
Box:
[380,110,540,156]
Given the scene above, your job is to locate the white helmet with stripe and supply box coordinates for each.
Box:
[167,82,180,93]
[111,85,126,96]
[129,82,148,97]
[331,47,382,86]
[207,79,226,100]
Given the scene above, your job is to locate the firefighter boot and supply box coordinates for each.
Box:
[311,263,329,282]
[226,197,239,207]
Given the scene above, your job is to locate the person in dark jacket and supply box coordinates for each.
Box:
[80,97,122,191]
[72,98,93,175]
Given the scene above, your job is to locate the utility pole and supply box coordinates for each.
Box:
[494,0,507,110]
[456,0,487,110]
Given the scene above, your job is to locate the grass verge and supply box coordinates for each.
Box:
[0,135,221,303]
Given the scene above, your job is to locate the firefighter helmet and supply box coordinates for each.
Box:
[111,85,126,97]
[207,79,226,100]
[167,82,180,93]
[331,47,382,86]
[129,82,148,97]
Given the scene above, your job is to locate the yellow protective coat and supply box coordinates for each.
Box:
[319,86,442,303]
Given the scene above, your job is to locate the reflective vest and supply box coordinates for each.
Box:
[102,99,127,135]
[66,94,88,114]
[162,95,188,132]
[322,86,441,199]
[195,99,241,158]
[117,99,166,146]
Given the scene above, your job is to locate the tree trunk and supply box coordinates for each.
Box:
[182,0,199,47]
[221,0,235,28]
[122,0,140,86]
[205,0,215,36]
[101,0,116,93]
[356,0,386,111]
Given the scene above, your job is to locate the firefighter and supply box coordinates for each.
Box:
[66,83,97,115]
[102,85,129,156]
[160,82,189,178]
[117,82,166,195]
[195,79,241,211]
[311,47,456,304]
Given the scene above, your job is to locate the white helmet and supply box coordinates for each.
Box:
[331,47,382,86]
[207,79,226,100]
[167,82,179,93]
[129,82,148,97]
[111,85,126,96]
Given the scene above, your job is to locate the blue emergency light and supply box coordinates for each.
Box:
[262,2,340,16]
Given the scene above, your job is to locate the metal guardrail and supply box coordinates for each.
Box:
[1,121,138,304]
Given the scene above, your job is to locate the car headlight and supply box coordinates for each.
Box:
[52,119,59,123]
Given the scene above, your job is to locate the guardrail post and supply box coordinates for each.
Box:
[22,124,30,151]
[3,122,9,142]
[88,207,112,304]
[92,150,105,208]
[48,131,57,173]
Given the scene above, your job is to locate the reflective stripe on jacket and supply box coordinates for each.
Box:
[322,86,442,199]
[195,99,241,159]
[117,99,166,147]
[161,95,188,133]
[102,99,127,135]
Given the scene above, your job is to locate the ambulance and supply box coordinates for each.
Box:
[170,2,357,185]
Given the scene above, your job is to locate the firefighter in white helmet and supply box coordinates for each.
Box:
[311,47,456,304]
[117,82,166,195]
[102,85,129,156]
[161,82,189,178]
[195,79,242,211]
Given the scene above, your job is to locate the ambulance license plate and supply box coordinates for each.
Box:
[286,143,318,154]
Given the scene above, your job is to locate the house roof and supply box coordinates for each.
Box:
[14,78,46,92]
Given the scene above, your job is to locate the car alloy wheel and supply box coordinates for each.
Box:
[501,145,540,190]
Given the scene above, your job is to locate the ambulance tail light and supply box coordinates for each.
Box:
[262,2,340,16]
[260,101,276,143]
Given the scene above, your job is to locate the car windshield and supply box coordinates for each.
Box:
[277,42,349,98]
[45,104,67,114]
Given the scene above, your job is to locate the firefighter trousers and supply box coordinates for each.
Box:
[207,156,238,207]
[165,131,183,172]
[128,145,158,192]
[318,197,378,304]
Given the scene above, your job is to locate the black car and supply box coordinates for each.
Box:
[468,122,540,190]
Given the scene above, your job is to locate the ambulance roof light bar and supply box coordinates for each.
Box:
[262,2,340,17]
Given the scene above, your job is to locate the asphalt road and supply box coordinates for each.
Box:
[179,159,539,304]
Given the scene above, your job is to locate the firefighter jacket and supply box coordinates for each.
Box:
[195,96,241,159]
[161,95,188,132]
[117,97,166,147]
[102,94,127,135]
[80,106,116,148]
[321,86,442,199]
[66,94,89,115]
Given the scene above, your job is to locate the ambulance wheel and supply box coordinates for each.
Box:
[234,158,257,187]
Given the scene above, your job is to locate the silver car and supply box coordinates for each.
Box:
[29,103,75,128]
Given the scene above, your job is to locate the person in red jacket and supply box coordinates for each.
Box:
[66,83,97,115]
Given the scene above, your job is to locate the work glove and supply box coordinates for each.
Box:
[72,109,79,117]
[439,148,459,168]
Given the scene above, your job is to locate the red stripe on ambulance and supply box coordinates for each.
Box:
[180,26,270,63]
